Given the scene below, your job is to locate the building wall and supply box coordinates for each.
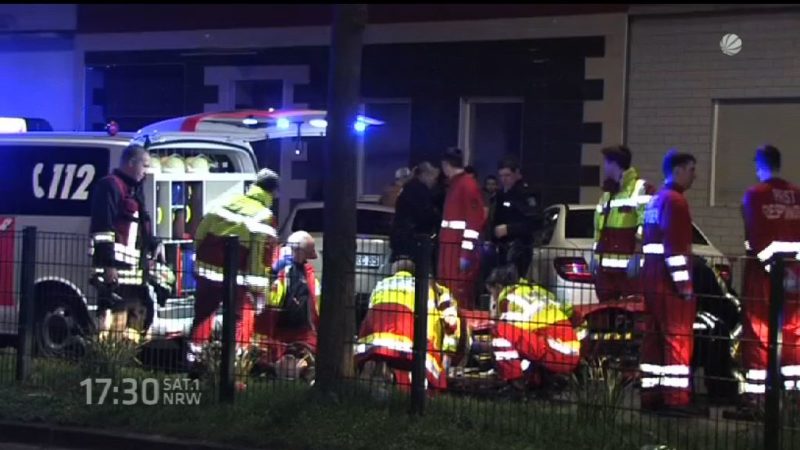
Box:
[75,13,628,209]
[0,4,78,131]
[626,8,800,257]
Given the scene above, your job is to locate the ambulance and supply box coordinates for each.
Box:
[0,110,382,358]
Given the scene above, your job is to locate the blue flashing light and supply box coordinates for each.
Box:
[353,120,367,133]
[276,118,291,130]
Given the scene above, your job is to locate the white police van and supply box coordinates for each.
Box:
[0,110,382,357]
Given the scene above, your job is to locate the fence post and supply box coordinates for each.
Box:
[765,255,784,450]
[219,235,239,403]
[16,227,37,383]
[411,234,431,415]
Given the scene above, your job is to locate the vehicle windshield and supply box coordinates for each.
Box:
[564,208,710,245]
[291,207,394,236]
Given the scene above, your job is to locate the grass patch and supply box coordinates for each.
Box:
[0,354,788,450]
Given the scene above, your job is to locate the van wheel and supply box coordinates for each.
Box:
[34,284,91,359]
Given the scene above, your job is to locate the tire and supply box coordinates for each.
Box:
[116,285,155,334]
[33,283,92,359]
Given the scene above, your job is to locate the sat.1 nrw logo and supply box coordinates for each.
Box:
[720,33,742,56]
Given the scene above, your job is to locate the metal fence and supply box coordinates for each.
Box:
[1,228,800,449]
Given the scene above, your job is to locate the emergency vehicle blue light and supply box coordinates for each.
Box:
[309,119,328,128]
[353,120,367,133]
[276,118,291,129]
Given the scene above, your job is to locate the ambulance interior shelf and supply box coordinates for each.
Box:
[142,171,256,298]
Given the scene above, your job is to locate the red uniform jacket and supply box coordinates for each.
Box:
[642,183,694,298]
[438,172,485,261]
[742,178,800,299]
[437,172,485,307]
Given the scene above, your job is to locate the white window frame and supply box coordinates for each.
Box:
[709,101,720,207]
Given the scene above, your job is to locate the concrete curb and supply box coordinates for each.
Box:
[0,420,263,450]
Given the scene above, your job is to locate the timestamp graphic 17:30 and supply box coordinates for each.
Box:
[80,378,203,406]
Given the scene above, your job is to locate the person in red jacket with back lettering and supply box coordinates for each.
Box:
[732,145,800,418]
[437,147,486,310]
[639,149,706,417]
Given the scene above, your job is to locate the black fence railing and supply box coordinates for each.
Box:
[2,228,800,449]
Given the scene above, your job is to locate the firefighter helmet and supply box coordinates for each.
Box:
[186,155,211,173]
[148,154,162,173]
[161,154,186,173]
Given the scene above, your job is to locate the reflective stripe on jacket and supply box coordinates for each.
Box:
[358,271,461,353]
[497,281,572,332]
[594,167,654,266]
[194,184,277,294]
[642,183,693,297]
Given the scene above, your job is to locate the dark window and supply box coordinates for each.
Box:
[692,225,710,246]
[362,102,412,196]
[565,209,595,239]
[468,101,523,180]
[534,207,560,246]
[291,207,394,236]
[88,64,185,133]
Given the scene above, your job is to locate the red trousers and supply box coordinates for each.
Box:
[492,320,580,384]
[355,304,447,390]
[741,261,800,395]
[253,308,318,363]
[639,269,696,407]
[190,278,255,347]
[437,240,480,310]
[595,268,642,302]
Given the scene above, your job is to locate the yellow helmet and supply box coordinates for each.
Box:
[161,154,186,174]
[186,154,211,173]
[147,154,162,174]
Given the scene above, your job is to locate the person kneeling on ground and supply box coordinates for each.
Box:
[253,231,321,382]
[487,264,581,391]
[355,258,461,391]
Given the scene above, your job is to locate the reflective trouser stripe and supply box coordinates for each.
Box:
[494,350,520,361]
[642,243,664,254]
[640,364,690,390]
[641,376,689,389]
[640,364,690,376]
[601,258,629,269]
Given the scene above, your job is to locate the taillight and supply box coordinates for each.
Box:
[715,264,732,285]
[555,257,593,283]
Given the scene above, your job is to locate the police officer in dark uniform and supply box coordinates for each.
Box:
[490,156,543,279]
[390,161,441,262]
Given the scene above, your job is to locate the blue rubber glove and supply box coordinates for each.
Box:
[459,257,472,272]
[272,253,293,273]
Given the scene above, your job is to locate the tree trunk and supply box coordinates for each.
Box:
[315,3,367,394]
